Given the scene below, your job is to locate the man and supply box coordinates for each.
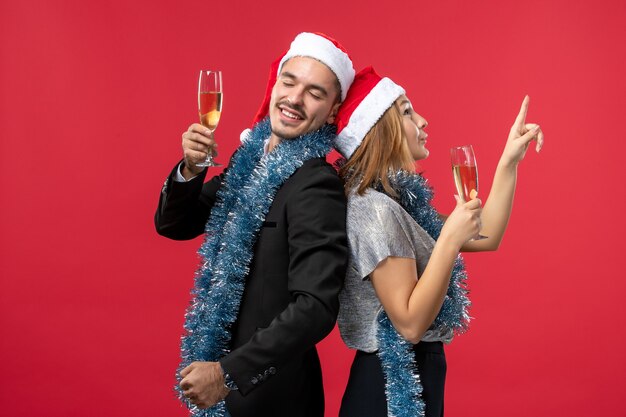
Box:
[155,32,354,417]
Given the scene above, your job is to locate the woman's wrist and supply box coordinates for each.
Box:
[497,155,519,171]
[436,231,463,253]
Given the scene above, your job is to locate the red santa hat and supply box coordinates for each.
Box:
[278,32,354,102]
[250,32,355,127]
[333,66,406,159]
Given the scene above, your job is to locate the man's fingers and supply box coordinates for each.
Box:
[186,139,207,153]
[183,136,218,155]
[182,387,194,396]
[179,378,191,390]
[180,363,194,377]
[184,142,217,160]
[512,95,530,130]
[187,123,212,135]
[183,132,215,147]
[185,149,209,162]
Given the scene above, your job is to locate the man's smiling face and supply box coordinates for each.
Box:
[269,56,341,140]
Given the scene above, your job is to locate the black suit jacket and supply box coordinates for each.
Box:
[155,157,348,417]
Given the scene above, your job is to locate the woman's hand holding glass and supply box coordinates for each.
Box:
[440,196,483,250]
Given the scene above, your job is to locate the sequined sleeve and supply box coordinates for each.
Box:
[347,191,418,280]
[339,189,446,351]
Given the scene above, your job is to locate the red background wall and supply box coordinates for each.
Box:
[2,1,625,416]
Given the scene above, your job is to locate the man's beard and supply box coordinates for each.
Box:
[270,126,299,140]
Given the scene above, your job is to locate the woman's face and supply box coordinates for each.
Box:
[395,95,429,161]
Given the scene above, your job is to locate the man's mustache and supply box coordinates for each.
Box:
[277,100,307,119]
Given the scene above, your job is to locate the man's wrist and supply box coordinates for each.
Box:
[182,163,204,180]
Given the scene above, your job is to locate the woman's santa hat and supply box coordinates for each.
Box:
[333,66,405,159]
[251,32,355,126]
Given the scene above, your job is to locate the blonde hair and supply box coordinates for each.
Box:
[340,105,415,196]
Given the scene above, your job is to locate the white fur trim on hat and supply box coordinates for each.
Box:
[278,33,355,102]
[239,128,252,143]
[334,78,405,159]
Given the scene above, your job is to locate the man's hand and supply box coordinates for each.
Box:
[180,361,230,409]
[181,123,219,179]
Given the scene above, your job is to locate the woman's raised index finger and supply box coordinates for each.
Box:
[513,95,530,129]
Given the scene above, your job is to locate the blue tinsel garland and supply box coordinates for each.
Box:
[177,118,335,417]
[375,170,471,417]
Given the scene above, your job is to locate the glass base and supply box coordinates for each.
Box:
[196,155,222,167]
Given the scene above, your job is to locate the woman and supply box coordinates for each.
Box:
[333,67,543,417]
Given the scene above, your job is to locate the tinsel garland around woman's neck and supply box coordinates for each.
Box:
[334,158,472,417]
[334,160,471,331]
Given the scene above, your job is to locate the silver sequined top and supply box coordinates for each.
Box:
[337,188,453,352]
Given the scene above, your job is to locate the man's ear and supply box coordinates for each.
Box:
[326,102,341,124]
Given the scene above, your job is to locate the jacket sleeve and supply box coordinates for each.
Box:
[219,164,348,395]
[154,161,224,240]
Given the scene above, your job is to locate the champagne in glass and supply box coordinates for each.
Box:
[196,70,222,167]
[452,163,478,202]
[450,145,487,240]
[199,91,222,130]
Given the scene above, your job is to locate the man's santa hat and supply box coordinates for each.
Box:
[333,66,405,159]
[251,32,355,126]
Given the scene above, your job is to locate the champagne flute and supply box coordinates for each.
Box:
[196,70,223,167]
[450,145,487,240]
